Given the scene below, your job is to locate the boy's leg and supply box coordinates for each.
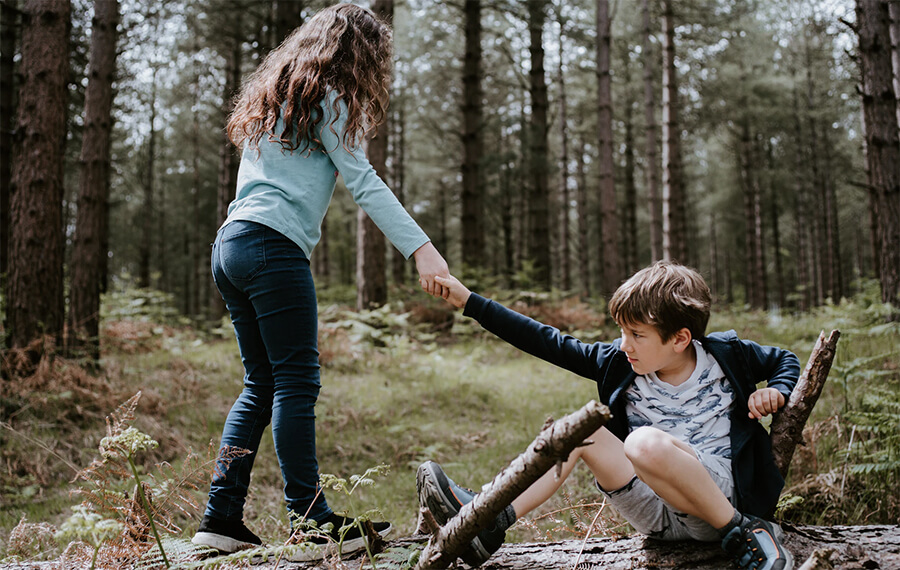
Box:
[622,426,734,528]
[512,426,635,517]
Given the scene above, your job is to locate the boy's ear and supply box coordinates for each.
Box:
[673,328,693,352]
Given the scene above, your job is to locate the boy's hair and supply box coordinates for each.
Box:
[608,261,711,342]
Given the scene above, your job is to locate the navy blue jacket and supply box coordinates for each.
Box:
[464,293,800,519]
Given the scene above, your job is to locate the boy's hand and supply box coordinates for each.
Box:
[747,387,786,419]
[434,275,471,309]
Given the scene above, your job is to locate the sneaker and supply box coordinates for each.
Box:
[285,513,392,562]
[721,517,794,570]
[191,515,263,553]
[416,461,513,567]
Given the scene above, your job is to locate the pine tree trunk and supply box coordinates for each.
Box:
[642,0,662,263]
[857,0,900,311]
[356,0,392,311]
[661,0,686,263]
[556,12,570,292]
[391,96,407,286]
[273,0,302,46]
[138,71,157,289]
[211,12,243,319]
[623,98,638,276]
[7,0,70,353]
[791,78,812,311]
[576,138,590,298]
[527,0,550,290]
[596,0,621,297]
[0,0,18,284]
[461,0,484,271]
[888,1,900,128]
[68,0,119,361]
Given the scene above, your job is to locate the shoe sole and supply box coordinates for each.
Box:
[416,462,491,566]
[285,522,393,562]
[191,531,261,553]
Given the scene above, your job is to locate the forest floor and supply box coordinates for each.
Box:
[1,285,898,568]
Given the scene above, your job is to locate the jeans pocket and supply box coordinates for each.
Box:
[219,222,267,281]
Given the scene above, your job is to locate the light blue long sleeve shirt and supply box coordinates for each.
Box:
[224,92,430,259]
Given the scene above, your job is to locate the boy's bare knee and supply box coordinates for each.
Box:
[623,427,671,468]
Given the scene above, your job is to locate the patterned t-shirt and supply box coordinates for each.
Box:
[624,340,735,480]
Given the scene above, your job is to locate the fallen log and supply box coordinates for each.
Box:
[771,330,841,478]
[163,524,898,570]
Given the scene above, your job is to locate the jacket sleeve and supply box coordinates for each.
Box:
[737,337,800,399]
[463,293,616,381]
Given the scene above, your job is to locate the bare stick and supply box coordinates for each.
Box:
[770,330,841,478]
[414,400,611,570]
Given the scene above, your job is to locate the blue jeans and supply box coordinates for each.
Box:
[205,220,332,523]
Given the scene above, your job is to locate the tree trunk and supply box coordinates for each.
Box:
[661,0,686,263]
[642,0,662,263]
[273,0,302,47]
[526,0,550,290]
[791,76,812,312]
[356,0,392,311]
[138,69,157,289]
[888,1,900,129]
[623,97,638,276]
[596,0,621,297]
[7,0,70,354]
[857,0,900,311]
[0,0,19,284]
[461,0,484,271]
[556,10,570,292]
[391,94,407,286]
[576,138,590,297]
[68,0,119,361]
[211,10,243,319]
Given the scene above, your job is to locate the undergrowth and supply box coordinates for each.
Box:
[1,284,898,567]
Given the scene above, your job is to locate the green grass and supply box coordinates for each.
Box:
[2,286,898,562]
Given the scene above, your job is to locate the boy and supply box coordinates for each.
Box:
[418,261,798,570]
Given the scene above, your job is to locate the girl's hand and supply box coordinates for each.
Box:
[434,275,471,309]
[747,387,786,419]
[413,241,450,297]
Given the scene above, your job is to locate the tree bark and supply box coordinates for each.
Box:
[273,0,302,47]
[68,0,119,361]
[857,0,900,311]
[596,0,621,298]
[415,400,612,569]
[526,0,551,290]
[138,68,157,289]
[642,0,662,263]
[7,0,70,353]
[461,0,484,271]
[0,0,19,284]
[356,0,391,311]
[556,10,570,292]
[661,0,686,264]
[576,138,590,297]
[771,330,841,479]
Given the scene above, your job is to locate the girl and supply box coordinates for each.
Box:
[192,3,449,561]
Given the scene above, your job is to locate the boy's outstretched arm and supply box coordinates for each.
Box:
[434,275,471,309]
[747,387,785,420]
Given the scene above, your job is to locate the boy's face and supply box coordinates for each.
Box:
[618,321,685,377]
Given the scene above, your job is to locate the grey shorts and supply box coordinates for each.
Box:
[596,452,735,542]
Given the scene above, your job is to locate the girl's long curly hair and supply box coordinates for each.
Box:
[226,3,392,154]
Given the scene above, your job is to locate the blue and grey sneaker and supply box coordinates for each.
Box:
[721,517,794,570]
[416,461,515,567]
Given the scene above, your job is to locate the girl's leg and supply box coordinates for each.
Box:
[205,222,277,521]
[623,426,734,528]
[512,427,635,517]
[239,227,330,522]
